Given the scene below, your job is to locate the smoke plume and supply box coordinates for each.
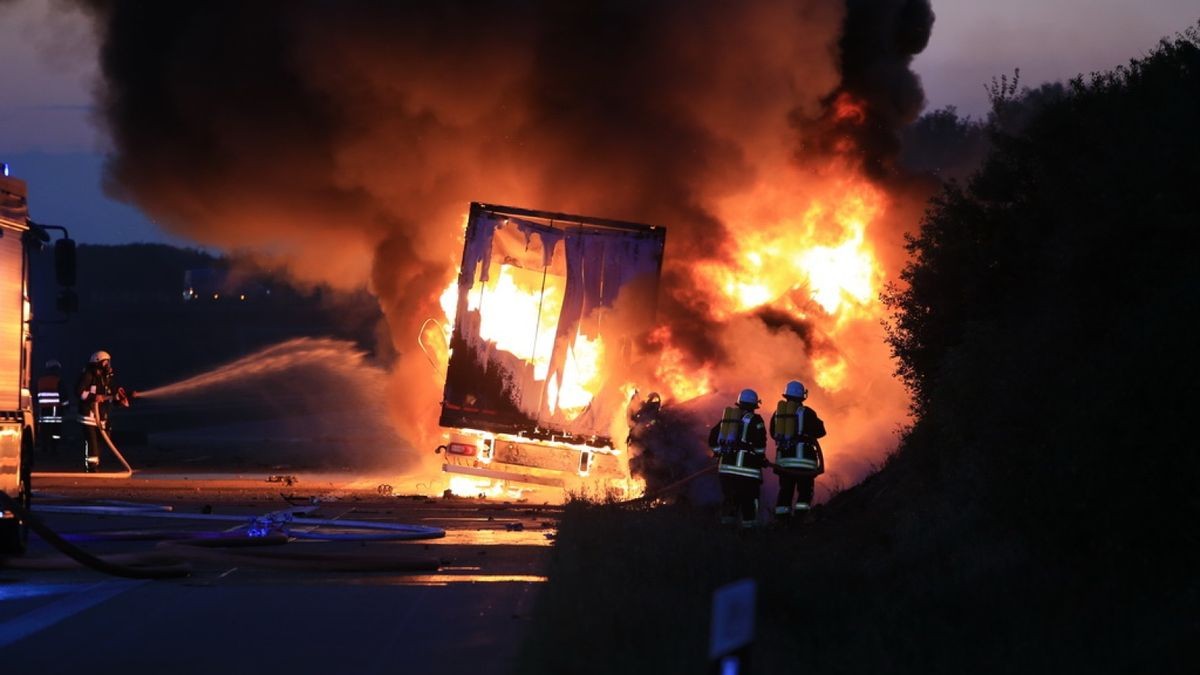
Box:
[70,1,933,494]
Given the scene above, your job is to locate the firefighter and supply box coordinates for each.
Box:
[708,389,768,528]
[626,391,661,450]
[35,359,67,453]
[74,350,129,472]
[769,380,826,523]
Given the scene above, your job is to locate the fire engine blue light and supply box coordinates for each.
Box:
[1,163,8,177]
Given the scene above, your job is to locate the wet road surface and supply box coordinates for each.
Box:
[0,471,559,674]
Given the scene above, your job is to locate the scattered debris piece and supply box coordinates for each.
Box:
[266,475,297,486]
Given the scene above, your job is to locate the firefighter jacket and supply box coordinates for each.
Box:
[769,403,827,474]
[74,367,116,427]
[708,411,768,481]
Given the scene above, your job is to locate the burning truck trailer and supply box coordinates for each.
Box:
[436,202,665,499]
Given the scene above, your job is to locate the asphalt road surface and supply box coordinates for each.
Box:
[0,471,558,674]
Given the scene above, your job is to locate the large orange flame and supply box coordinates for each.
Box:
[638,171,890,403]
[699,178,884,322]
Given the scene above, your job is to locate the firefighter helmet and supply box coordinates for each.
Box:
[89,350,112,364]
[784,380,808,401]
[736,389,760,408]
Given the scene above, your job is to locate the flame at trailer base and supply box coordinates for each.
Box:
[444,474,644,504]
[446,476,529,501]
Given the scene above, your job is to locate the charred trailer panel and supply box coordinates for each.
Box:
[439,202,665,490]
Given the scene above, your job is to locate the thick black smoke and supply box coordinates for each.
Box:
[793,0,935,178]
[70,0,931,347]
[66,3,934,480]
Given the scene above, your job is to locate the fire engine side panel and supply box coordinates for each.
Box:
[0,220,25,413]
[0,176,28,497]
[0,420,19,495]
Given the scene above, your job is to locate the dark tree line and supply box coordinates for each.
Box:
[898,75,1067,184]
[878,25,1199,666]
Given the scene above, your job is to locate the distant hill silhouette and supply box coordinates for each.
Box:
[29,243,381,392]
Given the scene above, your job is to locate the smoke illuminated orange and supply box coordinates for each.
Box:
[832,91,868,124]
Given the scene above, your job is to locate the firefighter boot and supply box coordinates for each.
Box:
[719,494,738,526]
[738,497,760,530]
[83,440,99,473]
[772,508,792,529]
[792,504,813,527]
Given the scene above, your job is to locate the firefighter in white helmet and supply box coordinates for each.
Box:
[74,350,129,472]
[708,388,768,528]
[769,380,826,523]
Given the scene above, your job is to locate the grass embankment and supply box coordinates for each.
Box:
[515,460,1193,674]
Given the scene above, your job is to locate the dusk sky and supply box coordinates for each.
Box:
[0,0,1195,246]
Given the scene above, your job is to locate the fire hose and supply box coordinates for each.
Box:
[0,490,188,579]
[95,400,135,475]
[0,493,447,577]
[623,464,717,505]
[31,503,447,541]
[31,398,135,478]
[621,450,823,506]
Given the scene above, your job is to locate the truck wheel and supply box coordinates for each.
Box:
[0,433,32,555]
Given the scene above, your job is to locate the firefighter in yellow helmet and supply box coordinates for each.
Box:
[74,350,129,472]
[708,388,768,528]
[769,380,826,523]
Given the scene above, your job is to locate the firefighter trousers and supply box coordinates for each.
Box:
[719,474,761,526]
[775,471,815,518]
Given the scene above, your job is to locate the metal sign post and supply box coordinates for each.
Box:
[709,577,756,674]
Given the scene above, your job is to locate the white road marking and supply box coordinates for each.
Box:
[0,579,146,648]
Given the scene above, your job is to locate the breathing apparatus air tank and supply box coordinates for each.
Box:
[717,406,744,447]
[774,399,802,440]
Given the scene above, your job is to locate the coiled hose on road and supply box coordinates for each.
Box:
[0,491,446,578]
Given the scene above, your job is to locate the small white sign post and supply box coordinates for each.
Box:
[709,578,756,674]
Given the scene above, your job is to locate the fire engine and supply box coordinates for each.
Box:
[437,202,665,498]
[0,165,76,553]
